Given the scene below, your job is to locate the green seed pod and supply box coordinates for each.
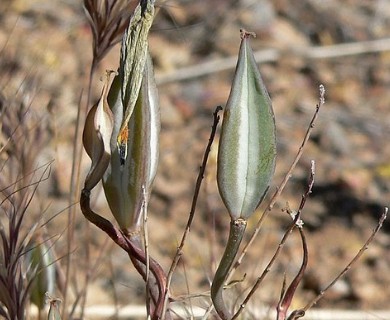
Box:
[26,242,56,310]
[217,30,276,220]
[47,296,62,320]
[103,53,160,233]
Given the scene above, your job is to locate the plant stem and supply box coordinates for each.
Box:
[80,189,167,320]
[161,106,222,319]
[211,219,247,320]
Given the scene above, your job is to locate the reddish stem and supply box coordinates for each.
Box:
[80,189,167,319]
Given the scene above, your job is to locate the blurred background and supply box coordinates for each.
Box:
[1,0,389,318]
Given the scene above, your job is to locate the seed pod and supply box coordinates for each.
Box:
[117,0,155,158]
[217,30,276,220]
[47,296,62,320]
[26,242,56,310]
[103,53,160,233]
[82,72,114,191]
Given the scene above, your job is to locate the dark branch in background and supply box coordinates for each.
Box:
[161,106,223,319]
[156,39,390,85]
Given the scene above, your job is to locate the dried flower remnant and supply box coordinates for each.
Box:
[82,71,114,191]
[117,0,155,163]
[83,0,135,64]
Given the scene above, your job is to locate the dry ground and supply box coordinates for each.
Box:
[1,0,390,318]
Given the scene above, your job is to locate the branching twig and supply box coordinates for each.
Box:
[227,85,325,283]
[276,161,315,320]
[232,161,315,319]
[303,206,388,312]
[161,106,222,319]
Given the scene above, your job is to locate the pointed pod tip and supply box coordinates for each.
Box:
[240,29,256,40]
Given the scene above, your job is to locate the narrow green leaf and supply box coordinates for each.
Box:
[217,30,276,220]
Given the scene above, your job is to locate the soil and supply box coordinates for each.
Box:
[1,0,390,319]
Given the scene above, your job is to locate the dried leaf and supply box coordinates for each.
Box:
[117,0,155,154]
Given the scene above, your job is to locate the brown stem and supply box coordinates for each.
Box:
[80,189,168,319]
[277,228,308,320]
[128,233,170,318]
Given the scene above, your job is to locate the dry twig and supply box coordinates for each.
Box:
[161,106,222,319]
[232,161,315,319]
[303,207,388,312]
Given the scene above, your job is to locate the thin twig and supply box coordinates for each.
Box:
[232,161,315,319]
[156,38,390,84]
[64,87,85,318]
[277,161,315,320]
[303,206,388,312]
[227,85,325,283]
[161,106,222,319]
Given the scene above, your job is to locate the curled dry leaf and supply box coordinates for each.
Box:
[117,0,155,155]
[82,71,114,191]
